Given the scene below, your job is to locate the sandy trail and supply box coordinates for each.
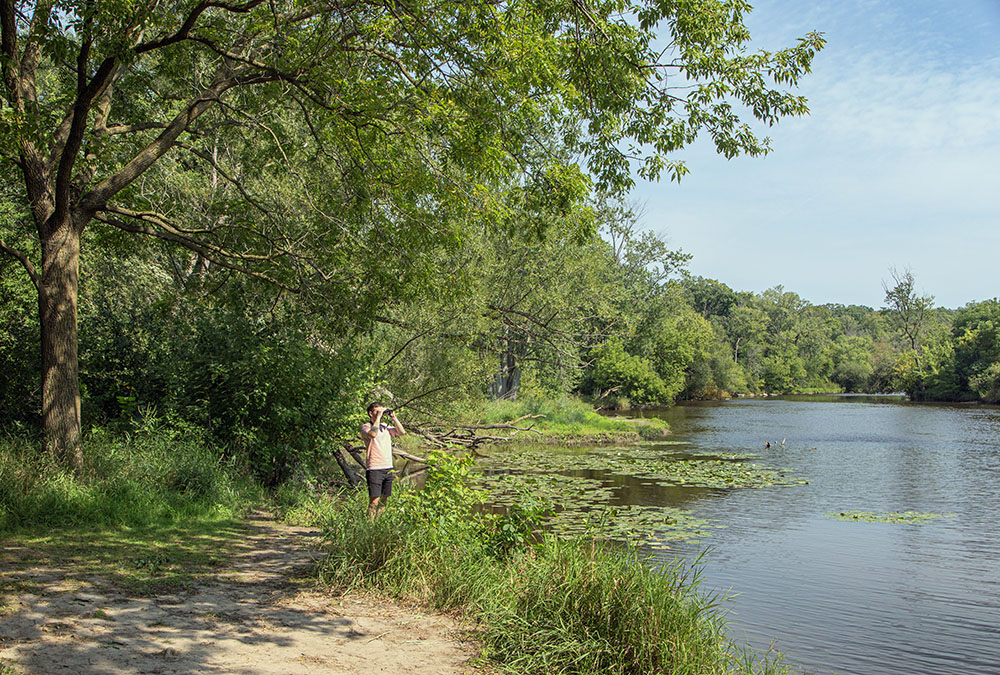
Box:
[0,513,480,674]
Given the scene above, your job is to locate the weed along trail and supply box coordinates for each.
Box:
[0,512,478,674]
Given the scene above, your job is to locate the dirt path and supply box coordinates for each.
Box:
[0,513,481,674]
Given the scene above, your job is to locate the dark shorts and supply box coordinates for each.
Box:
[366,468,395,500]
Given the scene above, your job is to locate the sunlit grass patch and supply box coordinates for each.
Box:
[824,511,957,524]
[477,395,671,440]
[0,518,245,599]
[0,429,260,533]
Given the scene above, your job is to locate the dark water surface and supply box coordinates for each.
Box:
[621,396,1000,675]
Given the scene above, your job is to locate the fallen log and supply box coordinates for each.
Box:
[333,447,362,487]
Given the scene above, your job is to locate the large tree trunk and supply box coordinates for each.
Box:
[39,214,83,471]
[489,349,520,401]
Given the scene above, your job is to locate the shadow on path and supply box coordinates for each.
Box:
[1,512,479,674]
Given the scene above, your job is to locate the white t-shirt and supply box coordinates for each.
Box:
[359,422,400,470]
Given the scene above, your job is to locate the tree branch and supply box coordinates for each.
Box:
[52,44,120,227]
[94,211,301,292]
[134,0,268,55]
[79,71,266,211]
[96,121,171,136]
[0,237,40,291]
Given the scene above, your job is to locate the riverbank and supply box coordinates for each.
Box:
[288,453,790,675]
[1,408,785,674]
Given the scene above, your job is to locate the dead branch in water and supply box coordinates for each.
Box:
[414,414,545,450]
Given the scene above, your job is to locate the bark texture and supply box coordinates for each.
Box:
[38,215,83,469]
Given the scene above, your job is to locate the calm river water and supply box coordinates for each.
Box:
[621,396,1000,675]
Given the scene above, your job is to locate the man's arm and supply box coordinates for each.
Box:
[389,411,405,437]
[364,408,385,440]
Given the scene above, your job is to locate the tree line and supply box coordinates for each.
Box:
[6,1,996,486]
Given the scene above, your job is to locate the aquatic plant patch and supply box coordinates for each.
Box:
[476,471,618,506]
[824,511,957,524]
[547,504,720,548]
[479,442,807,489]
[633,458,807,488]
[474,442,806,546]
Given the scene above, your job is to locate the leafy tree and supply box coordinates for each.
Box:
[1,0,824,465]
[969,362,1000,403]
[721,300,767,387]
[681,276,737,319]
[883,268,935,353]
[829,335,874,393]
[600,197,691,303]
[951,299,1000,400]
[630,283,713,401]
[584,337,668,405]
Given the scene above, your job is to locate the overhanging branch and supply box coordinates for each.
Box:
[94,211,301,293]
[0,237,40,291]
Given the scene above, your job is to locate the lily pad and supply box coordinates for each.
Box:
[473,441,807,546]
[823,511,957,524]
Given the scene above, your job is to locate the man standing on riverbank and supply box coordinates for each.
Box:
[360,403,405,518]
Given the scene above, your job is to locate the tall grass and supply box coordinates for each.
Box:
[308,453,786,675]
[0,426,258,532]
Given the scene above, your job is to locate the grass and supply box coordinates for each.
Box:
[0,424,264,602]
[301,453,788,675]
[0,428,260,607]
[0,427,260,532]
[1,405,784,674]
[0,517,246,601]
[477,395,670,441]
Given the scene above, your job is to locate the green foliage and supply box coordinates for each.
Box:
[969,362,1000,403]
[952,300,1000,402]
[882,298,1000,403]
[829,335,875,393]
[74,253,378,484]
[586,338,669,404]
[1,0,826,460]
[630,285,715,401]
[0,212,39,427]
[0,427,258,533]
[477,395,668,438]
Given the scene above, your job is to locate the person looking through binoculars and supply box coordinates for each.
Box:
[359,403,406,518]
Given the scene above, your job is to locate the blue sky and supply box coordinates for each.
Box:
[632,0,1000,309]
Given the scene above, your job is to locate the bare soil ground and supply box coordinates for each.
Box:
[0,513,482,674]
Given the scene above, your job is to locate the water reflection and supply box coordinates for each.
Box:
[632,396,1000,675]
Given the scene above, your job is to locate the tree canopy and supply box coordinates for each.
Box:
[1,0,825,466]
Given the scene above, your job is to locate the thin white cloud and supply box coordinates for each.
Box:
[634,0,1000,308]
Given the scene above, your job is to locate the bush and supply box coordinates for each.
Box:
[585,338,670,404]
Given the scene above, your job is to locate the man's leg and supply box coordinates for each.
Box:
[366,470,385,519]
[376,472,394,516]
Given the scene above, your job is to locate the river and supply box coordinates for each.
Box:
[622,396,1000,675]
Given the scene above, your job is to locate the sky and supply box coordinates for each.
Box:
[632,0,1000,309]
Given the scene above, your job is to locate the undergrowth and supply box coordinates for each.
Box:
[0,424,259,533]
[302,451,786,675]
